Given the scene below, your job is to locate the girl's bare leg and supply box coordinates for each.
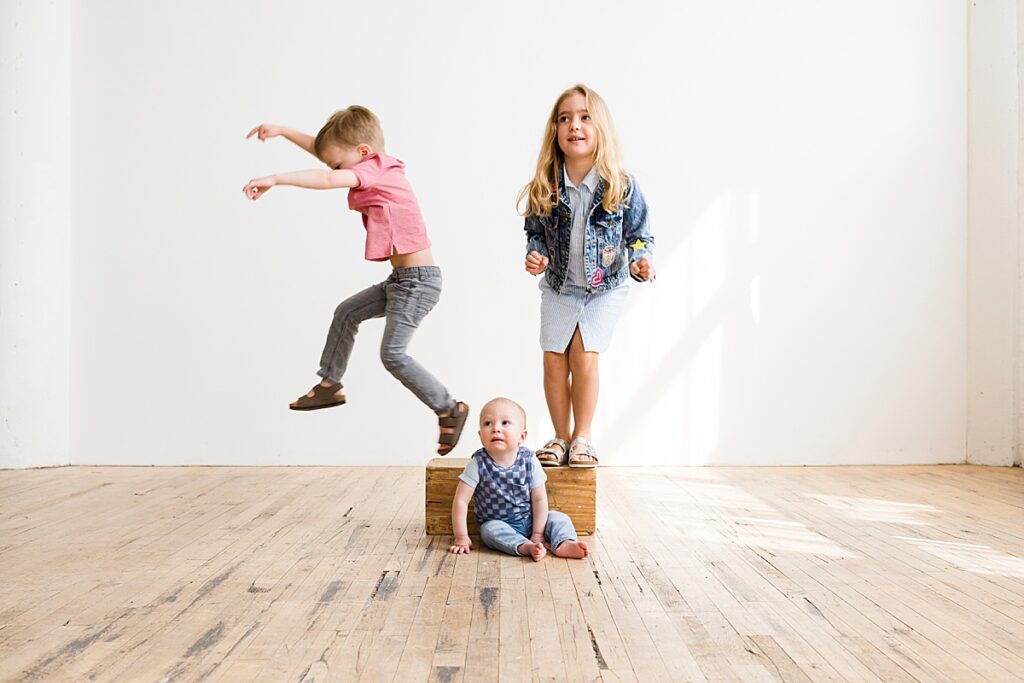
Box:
[567,328,599,455]
[543,350,572,441]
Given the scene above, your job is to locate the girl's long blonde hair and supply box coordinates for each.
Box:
[517,84,630,217]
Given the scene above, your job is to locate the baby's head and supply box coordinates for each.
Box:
[315,105,385,170]
[477,397,528,457]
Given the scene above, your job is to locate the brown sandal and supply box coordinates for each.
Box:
[437,401,469,455]
[289,382,346,411]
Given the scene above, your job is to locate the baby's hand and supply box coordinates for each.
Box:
[449,536,473,555]
[242,176,276,201]
[246,123,282,141]
[525,250,549,276]
[630,257,654,281]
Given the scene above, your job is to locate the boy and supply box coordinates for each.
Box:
[243,107,468,455]
[448,397,588,560]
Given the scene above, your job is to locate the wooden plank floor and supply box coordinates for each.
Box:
[1,465,1023,682]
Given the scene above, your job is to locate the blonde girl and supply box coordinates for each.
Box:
[519,84,655,468]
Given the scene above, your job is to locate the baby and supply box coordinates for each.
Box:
[448,397,588,561]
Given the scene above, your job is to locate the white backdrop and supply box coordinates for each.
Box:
[55,0,969,465]
[1,0,71,469]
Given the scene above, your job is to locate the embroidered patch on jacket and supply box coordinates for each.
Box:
[590,268,604,287]
[601,245,617,267]
[630,238,646,251]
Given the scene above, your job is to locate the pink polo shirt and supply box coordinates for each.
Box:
[347,153,431,262]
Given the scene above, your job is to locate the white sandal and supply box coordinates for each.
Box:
[568,437,598,468]
[536,437,568,467]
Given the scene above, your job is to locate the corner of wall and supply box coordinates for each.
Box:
[1016,0,1024,468]
[0,0,72,469]
[967,0,1019,466]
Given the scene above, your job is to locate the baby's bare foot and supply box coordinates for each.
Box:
[554,540,588,559]
[518,541,547,562]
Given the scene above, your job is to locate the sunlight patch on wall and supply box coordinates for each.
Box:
[691,196,728,316]
[750,275,761,324]
[690,326,722,465]
[747,191,760,245]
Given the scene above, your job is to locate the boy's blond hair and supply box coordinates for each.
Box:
[517,84,631,217]
[314,106,385,159]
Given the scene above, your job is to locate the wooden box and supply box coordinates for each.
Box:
[425,457,596,535]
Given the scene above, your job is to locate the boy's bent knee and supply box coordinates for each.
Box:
[379,348,409,373]
[334,302,358,319]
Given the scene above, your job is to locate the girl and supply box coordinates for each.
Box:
[519,84,654,468]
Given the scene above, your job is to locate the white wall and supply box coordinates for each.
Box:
[58,0,969,466]
[968,0,1019,466]
[1,0,71,469]
[1015,0,1024,471]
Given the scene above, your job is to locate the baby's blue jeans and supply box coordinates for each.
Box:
[479,510,578,556]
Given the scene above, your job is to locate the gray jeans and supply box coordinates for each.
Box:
[317,266,454,414]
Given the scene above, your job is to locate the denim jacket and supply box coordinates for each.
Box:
[524,174,654,293]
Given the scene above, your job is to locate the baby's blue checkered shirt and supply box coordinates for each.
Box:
[459,447,546,524]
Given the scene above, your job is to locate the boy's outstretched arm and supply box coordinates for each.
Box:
[242,169,359,200]
[449,482,474,554]
[247,124,318,158]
